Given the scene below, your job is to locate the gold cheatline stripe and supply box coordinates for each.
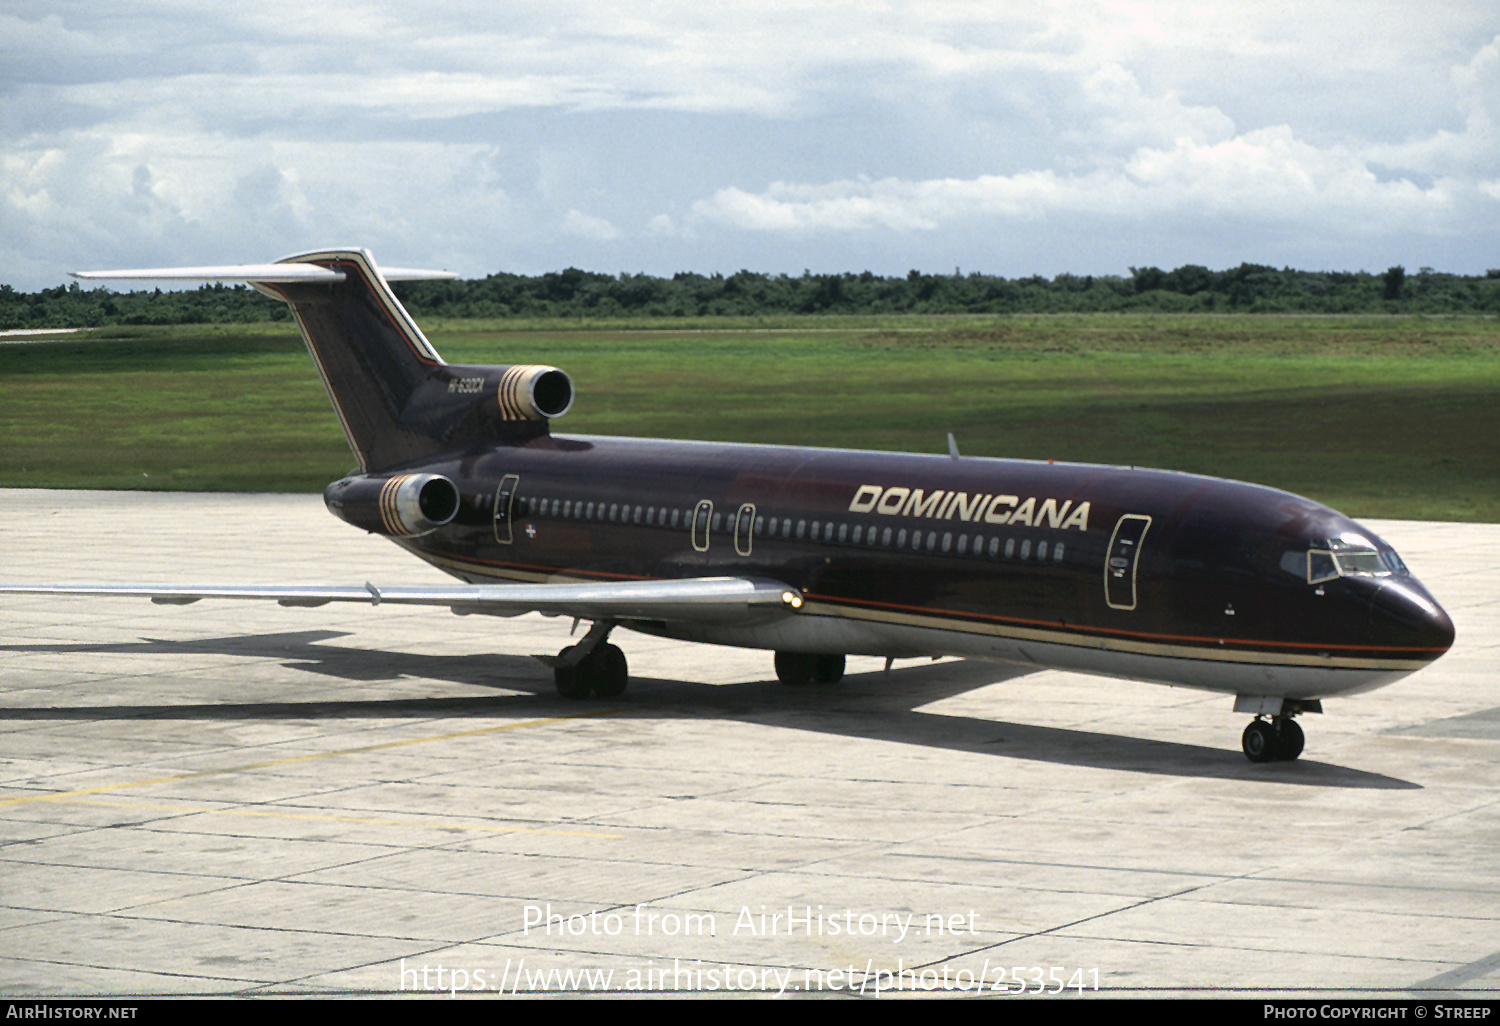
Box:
[379,474,414,537]
[417,547,563,584]
[0,710,620,809]
[378,476,394,534]
[355,253,442,364]
[410,548,1427,671]
[498,365,530,420]
[802,598,1432,671]
[287,311,368,472]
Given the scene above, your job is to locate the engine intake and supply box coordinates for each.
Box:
[324,472,460,537]
[499,364,573,420]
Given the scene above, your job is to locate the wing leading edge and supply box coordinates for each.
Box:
[0,577,803,625]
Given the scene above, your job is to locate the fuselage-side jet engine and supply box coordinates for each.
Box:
[2,249,1455,763]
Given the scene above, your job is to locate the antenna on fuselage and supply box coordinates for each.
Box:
[947,432,961,460]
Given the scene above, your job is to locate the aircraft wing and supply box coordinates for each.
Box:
[0,576,802,625]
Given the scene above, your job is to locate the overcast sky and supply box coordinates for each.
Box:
[3,2,1497,290]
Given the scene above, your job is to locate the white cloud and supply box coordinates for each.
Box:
[1360,33,1500,178]
[689,120,1484,238]
[51,73,616,122]
[4,3,1500,286]
[561,209,621,241]
[0,128,517,279]
[693,172,1077,232]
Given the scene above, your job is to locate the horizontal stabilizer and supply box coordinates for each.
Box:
[0,576,802,626]
[73,264,346,283]
[71,263,457,284]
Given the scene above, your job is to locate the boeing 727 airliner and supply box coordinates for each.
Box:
[1,249,1455,763]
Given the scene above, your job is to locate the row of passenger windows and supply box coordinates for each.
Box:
[513,495,1069,564]
[518,496,685,529]
[764,514,1067,563]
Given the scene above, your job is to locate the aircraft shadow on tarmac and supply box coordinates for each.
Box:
[0,629,1418,789]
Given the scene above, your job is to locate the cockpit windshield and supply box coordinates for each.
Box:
[1332,551,1388,576]
[1283,546,1409,584]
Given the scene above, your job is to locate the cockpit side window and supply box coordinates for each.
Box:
[1307,550,1340,584]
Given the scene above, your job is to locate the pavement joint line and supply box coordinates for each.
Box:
[886,850,1233,880]
[1409,947,1500,990]
[3,797,625,838]
[0,709,623,808]
[940,877,1229,964]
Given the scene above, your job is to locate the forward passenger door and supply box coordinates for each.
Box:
[1105,514,1151,610]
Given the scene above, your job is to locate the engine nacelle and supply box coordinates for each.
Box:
[498,363,574,420]
[436,363,574,421]
[324,472,460,537]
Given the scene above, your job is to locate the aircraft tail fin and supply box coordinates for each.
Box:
[74,249,573,472]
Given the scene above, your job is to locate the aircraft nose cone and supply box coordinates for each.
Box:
[1420,600,1456,657]
[1371,578,1455,662]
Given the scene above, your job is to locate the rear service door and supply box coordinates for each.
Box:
[493,474,519,544]
[691,499,714,552]
[734,503,756,556]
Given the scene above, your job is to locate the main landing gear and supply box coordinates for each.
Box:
[543,621,629,699]
[554,642,628,699]
[774,651,845,686]
[1241,716,1305,763]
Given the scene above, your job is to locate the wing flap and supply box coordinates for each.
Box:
[0,577,801,626]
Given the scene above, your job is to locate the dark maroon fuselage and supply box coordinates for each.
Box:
[378,434,1453,701]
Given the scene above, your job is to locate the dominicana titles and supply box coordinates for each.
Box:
[848,484,1090,531]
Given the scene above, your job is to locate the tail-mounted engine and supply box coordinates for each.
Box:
[404,362,574,450]
[70,250,577,469]
[428,363,573,422]
[495,364,573,420]
[324,472,460,537]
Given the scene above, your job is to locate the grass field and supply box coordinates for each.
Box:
[2,314,1496,521]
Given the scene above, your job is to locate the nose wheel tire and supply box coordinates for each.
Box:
[1242,717,1304,763]
[1243,720,1277,762]
[1274,718,1305,761]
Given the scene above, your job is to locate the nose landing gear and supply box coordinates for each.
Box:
[1235,697,1319,763]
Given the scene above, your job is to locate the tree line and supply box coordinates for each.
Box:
[5,263,1500,329]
